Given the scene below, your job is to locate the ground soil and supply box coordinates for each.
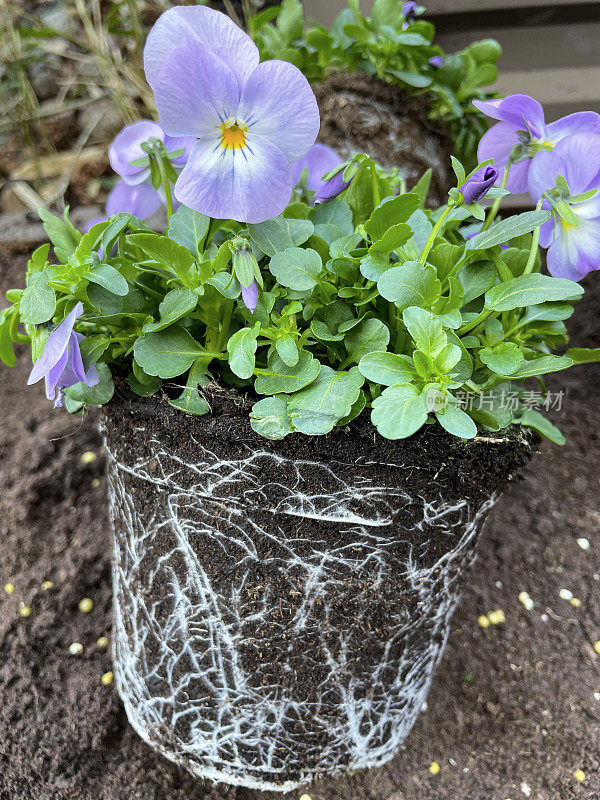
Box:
[0,241,599,800]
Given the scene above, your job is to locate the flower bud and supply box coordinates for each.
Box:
[233,247,258,289]
[402,1,418,19]
[459,165,499,204]
[313,170,353,204]
[428,56,443,69]
[241,280,259,313]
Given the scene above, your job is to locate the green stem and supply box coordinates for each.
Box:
[457,307,493,336]
[523,199,544,275]
[481,158,512,231]
[217,300,234,351]
[155,155,174,222]
[370,165,381,208]
[419,204,453,265]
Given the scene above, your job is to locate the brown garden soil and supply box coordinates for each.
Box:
[0,239,599,800]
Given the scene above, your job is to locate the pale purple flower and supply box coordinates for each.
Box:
[528,133,600,281]
[27,302,99,407]
[144,6,320,223]
[313,169,353,204]
[429,56,443,69]
[290,143,343,193]
[474,94,600,193]
[107,120,194,219]
[241,280,259,312]
[460,165,499,204]
[402,2,418,19]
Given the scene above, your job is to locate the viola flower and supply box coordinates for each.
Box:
[290,143,343,194]
[429,56,443,69]
[144,5,320,223]
[528,133,600,281]
[313,168,353,204]
[27,302,99,407]
[474,94,600,193]
[108,120,195,219]
[402,2,418,20]
[459,165,499,204]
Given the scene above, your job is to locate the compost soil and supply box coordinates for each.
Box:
[0,243,599,799]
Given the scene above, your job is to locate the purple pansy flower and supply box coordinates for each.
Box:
[144,6,320,223]
[108,120,195,219]
[27,302,99,408]
[402,2,418,19]
[290,143,343,194]
[474,94,600,193]
[429,56,443,69]
[460,165,499,204]
[241,280,259,313]
[313,169,353,204]
[528,133,600,281]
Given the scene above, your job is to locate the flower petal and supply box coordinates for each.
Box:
[554,133,600,195]
[28,302,83,386]
[237,60,320,163]
[527,150,566,202]
[153,40,240,139]
[291,143,343,192]
[546,219,600,281]
[44,347,69,400]
[144,5,259,91]
[241,280,259,312]
[538,217,555,249]
[174,136,292,224]
[163,134,196,166]
[477,121,519,173]
[109,121,164,183]
[106,180,162,219]
[474,94,545,134]
[546,111,600,145]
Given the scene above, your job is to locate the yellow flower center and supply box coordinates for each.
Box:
[220,120,247,150]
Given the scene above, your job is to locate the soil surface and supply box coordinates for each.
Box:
[0,241,599,800]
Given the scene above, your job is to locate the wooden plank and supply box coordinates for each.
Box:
[494,66,600,107]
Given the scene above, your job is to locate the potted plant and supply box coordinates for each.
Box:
[250,0,503,204]
[2,4,600,793]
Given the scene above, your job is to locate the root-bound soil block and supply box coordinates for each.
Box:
[102,387,530,790]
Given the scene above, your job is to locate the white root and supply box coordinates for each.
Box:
[104,426,498,792]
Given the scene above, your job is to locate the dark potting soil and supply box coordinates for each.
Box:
[313,74,454,207]
[0,239,599,799]
[102,380,530,785]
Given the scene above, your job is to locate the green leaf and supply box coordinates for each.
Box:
[128,233,195,281]
[564,347,600,363]
[403,307,447,357]
[255,349,320,394]
[509,354,573,378]
[287,366,365,434]
[64,363,114,406]
[479,342,524,375]
[167,205,210,257]
[518,408,565,445]
[38,206,81,262]
[248,215,314,256]
[0,308,16,366]
[436,403,477,439]
[365,193,420,241]
[250,396,294,440]
[466,209,552,250]
[79,334,110,366]
[344,318,390,364]
[168,365,211,415]
[268,247,322,290]
[371,223,412,254]
[485,274,583,312]
[358,351,416,385]
[87,264,129,297]
[412,168,432,206]
[142,287,198,333]
[227,323,260,379]
[457,260,495,303]
[360,252,390,281]
[388,69,432,87]
[310,198,354,235]
[20,270,56,324]
[371,384,429,439]
[275,334,299,366]
[133,326,205,379]
[377,261,441,310]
